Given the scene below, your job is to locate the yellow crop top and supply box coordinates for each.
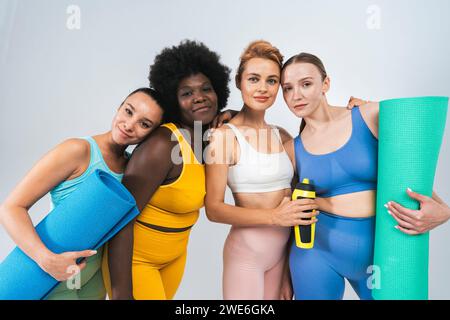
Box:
[137,123,206,229]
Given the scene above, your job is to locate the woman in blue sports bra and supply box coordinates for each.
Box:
[281,53,450,299]
[280,53,380,300]
[0,88,165,299]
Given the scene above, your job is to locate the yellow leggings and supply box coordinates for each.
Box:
[103,221,190,300]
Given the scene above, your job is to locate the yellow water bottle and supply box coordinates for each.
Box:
[292,178,316,249]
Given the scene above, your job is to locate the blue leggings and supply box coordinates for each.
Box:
[289,211,375,300]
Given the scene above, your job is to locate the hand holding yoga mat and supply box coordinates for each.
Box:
[373,96,448,300]
[0,169,140,300]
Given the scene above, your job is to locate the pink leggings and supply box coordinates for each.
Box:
[223,225,290,300]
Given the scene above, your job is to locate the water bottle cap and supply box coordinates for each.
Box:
[295,178,315,192]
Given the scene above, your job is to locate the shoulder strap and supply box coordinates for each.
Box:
[224,123,249,150]
[81,136,101,164]
[270,125,283,143]
[350,107,375,140]
[293,135,303,176]
[161,123,183,142]
[160,123,198,165]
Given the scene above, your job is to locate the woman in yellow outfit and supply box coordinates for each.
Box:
[103,40,232,300]
[115,122,206,299]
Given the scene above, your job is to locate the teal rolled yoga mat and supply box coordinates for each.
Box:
[0,169,140,300]
[373,96,448,300]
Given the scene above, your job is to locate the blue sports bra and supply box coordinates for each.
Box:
[294,107,378,198]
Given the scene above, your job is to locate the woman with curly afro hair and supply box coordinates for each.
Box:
[103,40,233,300]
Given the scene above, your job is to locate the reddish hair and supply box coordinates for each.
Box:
[236,40,284,88]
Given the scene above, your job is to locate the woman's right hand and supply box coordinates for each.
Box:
[271,197,319,227]
[38,249,97,281]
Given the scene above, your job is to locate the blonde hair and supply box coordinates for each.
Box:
[236,40,284,88]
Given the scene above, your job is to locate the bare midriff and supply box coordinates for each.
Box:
[233,188,292,210]
[316,190,376,218]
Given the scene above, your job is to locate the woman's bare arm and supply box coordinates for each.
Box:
[106,127,177,299]
[0,139,97,280]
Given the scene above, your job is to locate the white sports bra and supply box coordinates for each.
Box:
[226,123,294,193]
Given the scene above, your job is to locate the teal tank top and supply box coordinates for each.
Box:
[46,136,125,299]
[50,137,124,208]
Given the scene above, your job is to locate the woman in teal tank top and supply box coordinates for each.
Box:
[0,88,164,300]
[45,136,126,300]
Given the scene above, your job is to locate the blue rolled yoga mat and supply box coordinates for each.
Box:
[0,169,140,300]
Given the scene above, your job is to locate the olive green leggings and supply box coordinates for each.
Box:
[45,247,106,300]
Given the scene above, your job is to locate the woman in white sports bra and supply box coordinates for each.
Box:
[205,41,319,300]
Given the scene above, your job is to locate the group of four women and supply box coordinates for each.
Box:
[1,39,449,300]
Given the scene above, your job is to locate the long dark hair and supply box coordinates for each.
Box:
[120,87,164,110]
[282,53,328,134]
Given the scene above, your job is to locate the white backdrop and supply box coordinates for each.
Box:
[1,0,449,299]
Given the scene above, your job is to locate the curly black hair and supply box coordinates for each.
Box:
[149,40,231,124]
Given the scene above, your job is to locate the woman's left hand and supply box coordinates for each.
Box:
[386,188,450,235]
